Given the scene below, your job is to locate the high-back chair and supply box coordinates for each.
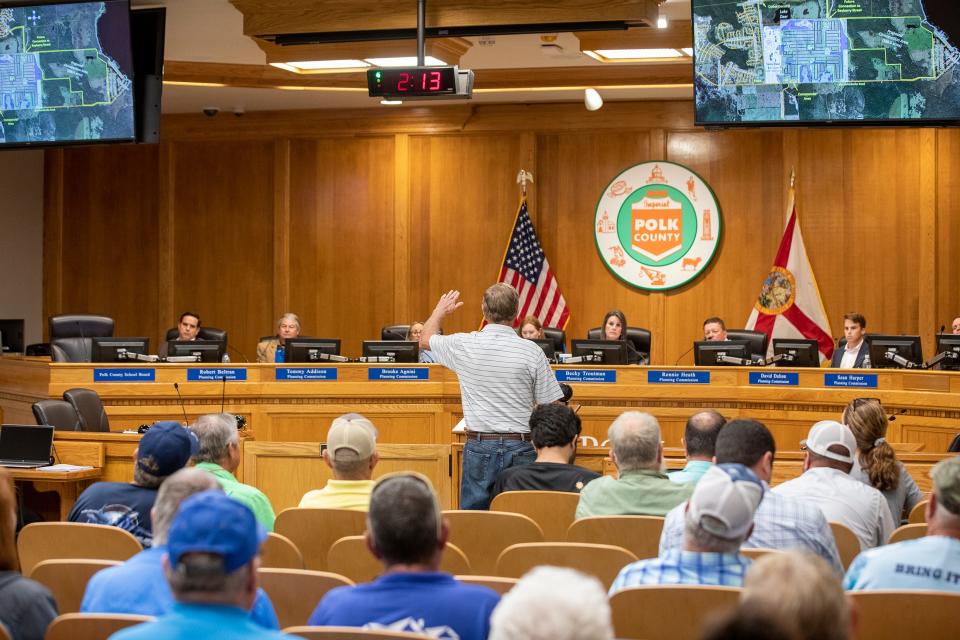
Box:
[257,568,353,629]
[274,508,368,571]
[908,500,928,524]
[829,521,862,570]
[260,532,304,569]
[62,388,110,432]
[28,559,120,613]
[16,522,142,576]
[327,535,471,583]
[48,314,114,363]
[586,326,652,355]
[609,585,742,640]
[495,542,637,589]
[453,575,519,595]
[442,511,544,575]
[44,614,154,640]
[887,523,927,545]
[849,590,960,640]
[566,515,665,561]
[489,491,580,541]
[32,399,81,431]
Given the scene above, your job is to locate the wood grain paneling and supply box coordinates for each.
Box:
[936,129,960,329]
[287,137,396,357]
[171,141,275,359]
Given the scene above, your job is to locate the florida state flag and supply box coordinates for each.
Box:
[745,179,834,362]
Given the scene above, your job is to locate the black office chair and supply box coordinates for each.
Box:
[381,325,410,341]
[25,343,51,357]
[48,314,114,363]
[587,326,652,356]
[164,326,228,354]
[32,400,81,432]
[542,327,567,353]
[63,388,110,433]
[726,329,769,358]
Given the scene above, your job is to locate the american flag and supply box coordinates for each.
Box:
[496,200,570,330]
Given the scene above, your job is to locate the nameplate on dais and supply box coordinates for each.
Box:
[555,370,616,383]
[749,372,799,386]
[93,368,156,382]
[276,367,338,381]
[647,370,710,384]
[368,367,429,381]
[186,368,247,382]
[824,373,878,388]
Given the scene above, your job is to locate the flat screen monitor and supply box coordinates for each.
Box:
[0,424,54,466]
[286,338,341,363]
[773,338,820,368]
[0,319,25,353]
[530,338,556,362]
[0,1,136,148]
[91,336,149,362]
[692,0,960,126]
[865,335,923,369]
[571,339,628,365]
[935,334,960,371]
[693,340,751,366]
[167,339,223,363]
[362,340,419,363]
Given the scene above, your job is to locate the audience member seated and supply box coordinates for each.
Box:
[703,316,728,341]
[774,420,894,550]
[576,411,693,518]
[660,419,843,574]
[307,473,500,639]
[0,468,58,640]
[110,491,285,640]
[519,315,544,340]
[256,312,301,363]
[298,413,380,510]
[406,321,434,363]
[670,410,727,485]
[609,464,764,592]
[68,421,197,546]
[491,403,600,498]
[701,603,799,640]
[600,309,643,364]
[489,566,613,640]
[844,456,960,592]
[81,469,279,628]
[842,398,922,524]
[192,413,276,531]
[742,551,854,640]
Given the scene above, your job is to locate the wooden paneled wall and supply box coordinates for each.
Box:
[43,101,960,362]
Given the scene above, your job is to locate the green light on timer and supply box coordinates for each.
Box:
[375,70,382,84]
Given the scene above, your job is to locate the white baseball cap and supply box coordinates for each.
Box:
[801,420,856,464]
[686,464,765,541]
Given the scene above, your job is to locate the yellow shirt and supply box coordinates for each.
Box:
[298,479,375,511]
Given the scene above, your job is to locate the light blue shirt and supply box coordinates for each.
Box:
[82,546,279,629]
[844,535,960,592]
[669,460,713,485]
[609,549,751,594]
[110,603,289,640]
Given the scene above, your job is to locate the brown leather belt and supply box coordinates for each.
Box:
[466,430,532,442]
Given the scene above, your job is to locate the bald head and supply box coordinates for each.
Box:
[684,411,727,459]
[607,411,661,473]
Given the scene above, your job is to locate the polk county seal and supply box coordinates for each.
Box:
[594,161,722,291]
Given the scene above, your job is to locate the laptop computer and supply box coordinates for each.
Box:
[0,425,54,469]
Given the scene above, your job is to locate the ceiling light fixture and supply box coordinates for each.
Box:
[583,48,684,63]
[269,60,370,73]
[380,99,404,105]
[657,16,668,29]
[365,56,447,67]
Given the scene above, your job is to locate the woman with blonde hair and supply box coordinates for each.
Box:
[519,316,544,340]
[842,398,923,524]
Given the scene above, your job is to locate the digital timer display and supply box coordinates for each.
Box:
[367,66,459,98]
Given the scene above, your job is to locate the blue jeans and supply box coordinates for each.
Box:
[460,438,536,510]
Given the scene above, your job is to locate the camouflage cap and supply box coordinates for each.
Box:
[930,456,960,515]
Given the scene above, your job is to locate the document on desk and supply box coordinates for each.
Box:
[36,464,94,472]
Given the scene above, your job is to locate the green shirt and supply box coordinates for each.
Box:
[194,462,276,532]
[575,469,695,519]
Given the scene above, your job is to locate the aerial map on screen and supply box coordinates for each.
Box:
[693,1,960,124]
[0,1,134,145]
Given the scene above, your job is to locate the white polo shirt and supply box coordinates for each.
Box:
[430,324,563,433]
[773,466,895,550]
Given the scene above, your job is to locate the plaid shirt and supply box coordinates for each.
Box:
[609,550,751,594]
[658,486,843,575]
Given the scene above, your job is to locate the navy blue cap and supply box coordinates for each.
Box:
[137,421,199,478]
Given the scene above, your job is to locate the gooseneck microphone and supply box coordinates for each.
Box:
[173,382,189,425]
[674,344,695,366]
[220,375,227,414]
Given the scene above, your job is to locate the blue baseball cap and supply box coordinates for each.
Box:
[167,491,267,572]
[137,421,200,478]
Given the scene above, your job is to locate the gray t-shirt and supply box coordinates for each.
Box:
[851,458,923,525]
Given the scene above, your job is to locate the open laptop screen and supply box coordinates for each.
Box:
[0,425,54,464]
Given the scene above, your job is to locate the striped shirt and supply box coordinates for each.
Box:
[430,324,562,432]
[609,550,751,594]
[658,486,844,575]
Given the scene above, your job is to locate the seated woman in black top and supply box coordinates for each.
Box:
[601,309,645,365]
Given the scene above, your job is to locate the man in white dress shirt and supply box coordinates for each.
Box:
[831,313,870,368]
[774,420,894,550]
